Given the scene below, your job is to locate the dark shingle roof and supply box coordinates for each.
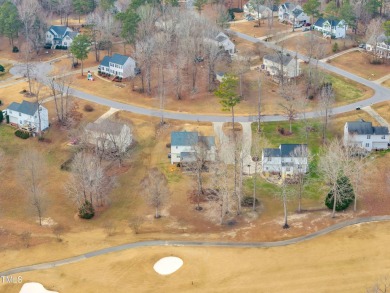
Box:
[100,56,111,67]
[347,120,389,135]
[263,148,280,157]
[216,35,227,42]
[8,100,39,116]
[264,54,293,66]
[292,8,303,17]
[314,18,341,28]
[378,34,390,45]
[110,54,131,66]
[280,144,307,157]
[263,144,307,157]
[64,31,78,40]
[49,25,68,37]
[171,131,199,146]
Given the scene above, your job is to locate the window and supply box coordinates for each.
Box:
[19,113,21,117]
[298,165,302,169]
[9,110,12,114]
[64,42,67,45]
[266,167,269,170]
[382,135,386,139]
[367,135,371,139]
[365,143,369,147]
[286,167,291,171]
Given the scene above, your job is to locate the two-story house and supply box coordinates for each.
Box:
[366,34,390,59]
[98,54,137,78]
[215,32,235,56]
[170,131,216,164]
[262,54,300,80]
[278,3,309,24]
[45,25,78,49]
[313,18,347,39]
[85,119,132,152]
[343,119,389,151]
[6,100,49,132]
[243,2,272,19]
[262,144,308,178]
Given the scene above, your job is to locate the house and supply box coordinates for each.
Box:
[85,119,132,152]
[170,131,216,164]
[215,32,235,56]
[216,72,225,82]
[6,100,49,132]
[262,144,308,177]
[45,25,78,49]
[98,54,137,78]
[278,3,309,24]
[313,18,347,39]
[343,119,389,151]
[243,2,272,19]
[366,34,390,59]
[262,54,300,79]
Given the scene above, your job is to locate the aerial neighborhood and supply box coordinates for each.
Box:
[0,0,390,291]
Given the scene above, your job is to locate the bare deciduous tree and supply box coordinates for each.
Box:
[18,149,47,226]
[141,168,170,218]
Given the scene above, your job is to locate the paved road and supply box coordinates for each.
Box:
[1,215,389,276]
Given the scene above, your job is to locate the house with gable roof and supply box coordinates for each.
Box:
[98,53,137,78]
[343,119,389,151]
[313,18,347,39]
[366,34,390,59]
[45,25,78,49]
[6,100,49,131]
[262,54,300,79]
[215,32,235,56]
[278,2,309,24]
[243,2,272,19]
[262,144,308,177]
[170,131,216,164]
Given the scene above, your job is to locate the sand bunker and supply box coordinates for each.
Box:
[153,256,183,275]
[19,282,58,293]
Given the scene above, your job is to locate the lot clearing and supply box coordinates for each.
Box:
[230,19,288,38]
[330,50,390,80]
[2,221,390,293]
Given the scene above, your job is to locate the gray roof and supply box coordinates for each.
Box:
[181,152,196,162]
[314,18,342,28]
[347,120,389,135]
[280,144,307,157]
[264,54,293,66]
[263,148,280,157]
[64,31,78,40]
[171,131,199,146]
[7,100,39,116]
[292,8,303,17]
[49,25,68,37]
[100,56,111,67]
[85,120,125,135]
[263,144,308,157]
[377,34,390,45]
[110,54,131,66]
[216,35,227,42]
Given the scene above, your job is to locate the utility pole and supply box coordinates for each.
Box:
[257,76,261,133]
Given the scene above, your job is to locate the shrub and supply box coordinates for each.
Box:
[332,42,339,53]
[60,156,74,171]
[0,64,4,72]
[78,200,95,219]
[166,143,171,148]
[278,126,285,135]
[44,44,51,49]
[83,104,94,112]
[325,176,355,211]
[241,196,259,207]
[0,111,3,123]
[12,46,19,53]
[370,59,383,65]
[15,130,30,139]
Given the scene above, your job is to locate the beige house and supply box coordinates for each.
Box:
[262,54,300,80]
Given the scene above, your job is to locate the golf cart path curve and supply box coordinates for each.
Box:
[1,215,390,276]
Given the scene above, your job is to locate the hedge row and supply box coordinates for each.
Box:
[15,130,30,139]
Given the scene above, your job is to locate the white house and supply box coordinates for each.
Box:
[6,100,49,132]
[98,54,137,78]
[243,2,272,19]
[170,131,216,164]
[45,25,78,49]
[262,54,300,79]
[278,3,309,24]
[215,32,235,56]
[262,144,308,177]
[85,119,132,152]
[313,18,347,39]
[366,34,390,59]
[343,119,389,152]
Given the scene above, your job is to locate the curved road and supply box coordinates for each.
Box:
[1,215,390,276]
[64,31,390,122]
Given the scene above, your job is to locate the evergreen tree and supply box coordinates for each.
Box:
[303,0,321,23]
[0,1,21,47]
[70,34,91,76]
[116,7,141,46]
[325,175,355,211]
